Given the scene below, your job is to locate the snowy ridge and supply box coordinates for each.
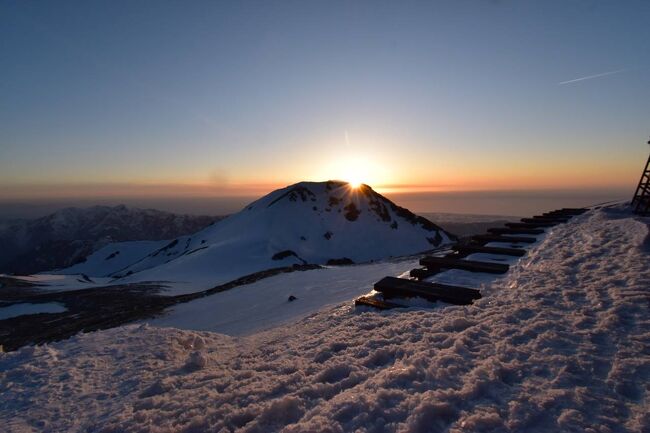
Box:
[1,205,648,432]
[60,181,453,294]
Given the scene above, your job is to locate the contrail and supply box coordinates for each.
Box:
[345,130,351,146]
[559,68,627,85]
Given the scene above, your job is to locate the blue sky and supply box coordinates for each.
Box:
[1,0,649,199]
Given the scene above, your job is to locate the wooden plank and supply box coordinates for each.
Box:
[487,227,544,235]
[472,234,537,244]
[420,256,510,274]
[410,267,438,280]
[505,222,555,229]
[453,244,526,257]
[374,276,480,305]
[355,296,405,310]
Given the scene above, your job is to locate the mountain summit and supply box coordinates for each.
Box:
[60,181,453,292]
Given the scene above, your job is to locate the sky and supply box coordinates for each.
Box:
[1,0,649,207]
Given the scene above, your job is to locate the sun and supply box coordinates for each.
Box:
[347,174,363,189]
[316,154,389,190]
[339,160,368,189]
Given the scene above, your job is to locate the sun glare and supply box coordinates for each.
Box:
[348,178,362,189]
[339,159,370,189]
[316,155,387,190]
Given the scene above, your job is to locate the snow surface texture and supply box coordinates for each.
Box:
[56,181,453,295]
[1,206,648,432]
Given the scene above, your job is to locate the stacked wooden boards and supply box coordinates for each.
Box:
[355,208,587,310]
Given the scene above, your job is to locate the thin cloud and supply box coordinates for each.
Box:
[559,69,627,85]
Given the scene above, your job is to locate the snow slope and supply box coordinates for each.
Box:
[147,258,421,336]
[57,181,453,294]
[1,205,648,432]
[55,240,168,277]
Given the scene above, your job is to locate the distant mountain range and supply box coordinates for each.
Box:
[0,205,220,275]
[56,181,455,293]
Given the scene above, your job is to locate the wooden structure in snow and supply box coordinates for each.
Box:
[472,234,537,244]
[420,256,510,274]
[374,276,481,305]
[453,244,527,257]
[632,138,650,216]
[357,207,587,310]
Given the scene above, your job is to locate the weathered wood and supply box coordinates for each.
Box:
[487,227,544,235]
[505,222,555,229]
[410,267,438,280]
[453,244,526,257]
[632,150,650,215]
[374,276,480,305]
[472,234,537,244]
[420,256,510,274]
[355,296,405,310]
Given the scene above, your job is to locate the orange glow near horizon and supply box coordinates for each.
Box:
[0,174,636,202]
[0,145,641,201]
[1,122,644,202]
[312,155,391,190]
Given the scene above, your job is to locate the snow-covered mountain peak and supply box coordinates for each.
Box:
[58,182,454,292]
[246,180,441,230]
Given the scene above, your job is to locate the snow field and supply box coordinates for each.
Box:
[147,259,421,336]
[0,206,648,432]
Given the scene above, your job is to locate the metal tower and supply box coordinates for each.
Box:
[632,137,650,215]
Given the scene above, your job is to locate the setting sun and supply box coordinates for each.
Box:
[316,155,388,190]
[347,176,363,189]
[335,158,370,188]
